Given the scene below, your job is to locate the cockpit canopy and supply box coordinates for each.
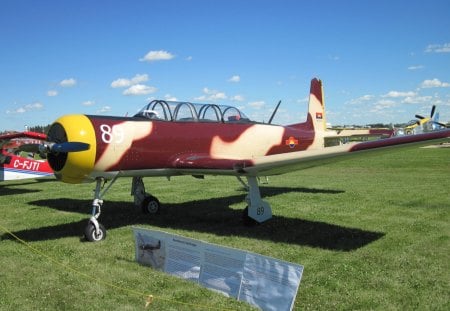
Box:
[134,100,252,123]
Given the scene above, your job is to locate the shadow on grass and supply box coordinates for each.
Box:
[0,186,41,196]
[0,178,55,196]
[2,186,384,251]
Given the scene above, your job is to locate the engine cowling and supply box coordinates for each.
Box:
[47,114,97,183]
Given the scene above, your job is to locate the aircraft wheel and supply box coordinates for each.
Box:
[242,206,259,227]
[141,195,160,214]
[84,222,106,242]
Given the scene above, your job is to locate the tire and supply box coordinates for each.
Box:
[141,195,160,214]
[84,222,106,242]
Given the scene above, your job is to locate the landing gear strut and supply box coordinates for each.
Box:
[83,176,161,242]
[131,177,161,214]
[84,176,118,242]
[242,176,272,226]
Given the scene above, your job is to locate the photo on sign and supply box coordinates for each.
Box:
[136,232,165,270]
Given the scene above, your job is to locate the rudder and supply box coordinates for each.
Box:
[307,78,327,133]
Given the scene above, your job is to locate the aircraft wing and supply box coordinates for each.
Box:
[0,131,47,141]
[165,129,449,177]
[172,154,252,172]
[243,130,450,176]
[326,128,393,138]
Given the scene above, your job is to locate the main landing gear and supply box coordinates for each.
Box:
[131,176,160,215]
[84,176,161,242]
[83,175,270,241]
[241,176,273,226]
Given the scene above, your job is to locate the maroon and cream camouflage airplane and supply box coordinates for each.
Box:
[25,78,450,241]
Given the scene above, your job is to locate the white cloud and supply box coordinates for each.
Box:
[123,84,157,96]
[407,65,424,70]
[328,55,340,61]
[47,90,58,97]
[359,95,374,101]
[185,56,193,61]
[228,75,240,83]
[97,106,111,114]
[231,95,245,101]
[139,50,175,62]
[383,91,417,98]
[248,101,266,110]
[211,92,226,100]
[111,74,156,96]
[402,95,433,104]
[297,96,309,104]
[111,78,130,88]
[29,102,43,109]
[164,94,178,101]
[347,95,374,105]
[425,43,450,53]
[6,102,44,114]
[82,100,95,106]
[60,78,77,87]
[420,78,450,88]
[195,88,227,101]
[111,74,149,88]
[369,100,396,113]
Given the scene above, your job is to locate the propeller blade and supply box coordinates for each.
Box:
[430,105,436,118]
[18,142,90,154]
[415,114,425,120]
[432,121,448,128]
[50,142,90,153]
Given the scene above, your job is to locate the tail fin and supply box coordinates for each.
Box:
[307,78,327,133]
[290,78,328,148]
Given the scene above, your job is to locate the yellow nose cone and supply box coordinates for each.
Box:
[48,114,97,184]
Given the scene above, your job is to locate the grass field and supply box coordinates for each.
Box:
[1,145,449,310]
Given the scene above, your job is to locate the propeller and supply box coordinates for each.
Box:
[19,142,90,154]
[414,105,447,128]
[433,121,448,128]
[415,105,435,120]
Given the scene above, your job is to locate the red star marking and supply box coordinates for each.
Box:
[285,136,299,148]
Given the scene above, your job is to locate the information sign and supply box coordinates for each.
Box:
[133,228,303,310]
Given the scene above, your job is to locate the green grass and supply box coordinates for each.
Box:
[1,145,449,310]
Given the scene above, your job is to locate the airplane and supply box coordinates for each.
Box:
[395,105,448,136]
[323,127,394,146]
[21,78,450,242]
[0,131,53,181]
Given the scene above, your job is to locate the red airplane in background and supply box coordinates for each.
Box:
[23,78,450,242]
[0,131,53,181]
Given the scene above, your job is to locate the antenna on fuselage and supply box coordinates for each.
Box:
[268,100,281,124]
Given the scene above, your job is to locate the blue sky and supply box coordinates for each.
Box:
[1,0,449,131]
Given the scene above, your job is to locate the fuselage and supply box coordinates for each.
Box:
[0,151,53,181]
[45,101,319,183]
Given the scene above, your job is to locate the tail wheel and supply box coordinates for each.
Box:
[141,195,160,214]
[84,222,106,242]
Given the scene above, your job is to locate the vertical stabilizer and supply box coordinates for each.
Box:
[304,78,327,148]
[308,78,327,133]
[289,78,329,148]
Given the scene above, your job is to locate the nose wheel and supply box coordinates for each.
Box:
[82,176,161,242]
[84,221,106,242]
[83,177,118,242]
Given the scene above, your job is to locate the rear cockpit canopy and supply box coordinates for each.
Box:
[134,100,252,123]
